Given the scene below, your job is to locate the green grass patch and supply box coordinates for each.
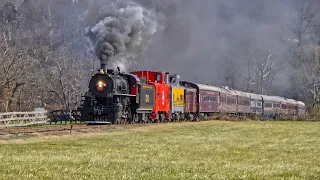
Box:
[0,121,320,179]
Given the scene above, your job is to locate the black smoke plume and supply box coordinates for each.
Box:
[85,0,158,71]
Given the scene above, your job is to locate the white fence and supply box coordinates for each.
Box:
[0,111,48,128]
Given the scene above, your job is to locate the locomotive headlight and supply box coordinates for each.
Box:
[98,81,103,88]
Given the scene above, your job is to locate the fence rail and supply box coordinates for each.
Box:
[0,111,48,128]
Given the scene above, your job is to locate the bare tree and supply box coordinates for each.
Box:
[0,1,91,112]
[288,0,320,107]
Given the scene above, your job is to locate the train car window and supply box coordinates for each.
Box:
[155,74,161,81]
[264,103,272,108]
[281,104,287,109]
[169,76,176,83]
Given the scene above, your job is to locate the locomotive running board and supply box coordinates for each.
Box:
[113,93,136,97]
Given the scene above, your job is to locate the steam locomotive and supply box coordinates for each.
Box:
[77,64,155,124]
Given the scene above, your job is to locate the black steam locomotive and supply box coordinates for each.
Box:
[76,64,154,124]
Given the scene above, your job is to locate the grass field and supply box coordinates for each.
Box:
[0,121,320,179]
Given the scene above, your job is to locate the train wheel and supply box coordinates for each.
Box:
[147,114,152,123]
[131,115,138,124]
[160,114,165,123]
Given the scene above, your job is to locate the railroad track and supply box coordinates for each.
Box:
[0,123,139,136]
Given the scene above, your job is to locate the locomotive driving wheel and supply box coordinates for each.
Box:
[131,114,138,124]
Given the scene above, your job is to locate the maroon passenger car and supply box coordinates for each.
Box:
[234,90,251,115]
[181,82,220,116]
[220,88,237,114]
[184,87,197,120]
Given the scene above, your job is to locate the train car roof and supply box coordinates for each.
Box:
[297,101,305,106]
[261,95,281,102]
[184,87,197,92]
[286,99,297,104]
[125,73,141,83]
[247,93,262,100]
[130,70,165,73]
[233,90,250,98]
[194,83,222,92]
[220,88,237,96]
[274,96,289,103]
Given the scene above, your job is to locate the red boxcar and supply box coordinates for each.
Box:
[130,70,171,121]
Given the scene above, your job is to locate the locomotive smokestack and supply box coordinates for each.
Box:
[101,63,107,72]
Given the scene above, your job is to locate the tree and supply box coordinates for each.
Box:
[288,0,320,107]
